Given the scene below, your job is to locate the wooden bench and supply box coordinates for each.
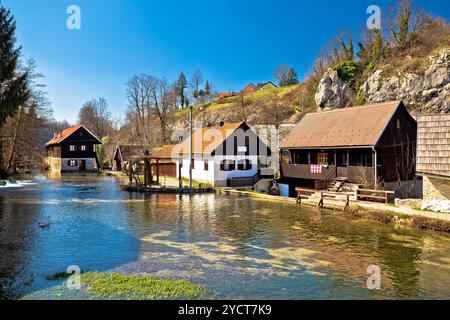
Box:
[318,191,353,212]
[295,188,315,204]
[356,189,395,204]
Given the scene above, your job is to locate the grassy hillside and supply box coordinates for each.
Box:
[172,83,314,128]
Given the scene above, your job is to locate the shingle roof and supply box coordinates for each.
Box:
[176,122,244,155]
[417,114,450,178]
[116,145,147,161]
[280,101,402,149]
[46,125,102,146]
[150,145,178,159]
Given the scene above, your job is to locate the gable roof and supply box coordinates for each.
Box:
[417,114,450,178]
[240,83,257,95]
[280,101,404,149]
[46,125,102,146]
[150,145,178,159]
[256,81,277,89]
[176,122,245,155]
[115,145,147,161]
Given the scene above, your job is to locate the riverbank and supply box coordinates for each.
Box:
[217,189,450,233]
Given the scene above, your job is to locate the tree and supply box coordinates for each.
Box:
[190,69,203,104]
[285,68,299,86]
[0,5,29,176]
[125,74,177,146]
[274,65,299,87]
[390,0,413,49]
[1,58,52,174]
[239,95,249,123]
[78,98,112,139]
[204,80,212,102]
[176,72,187,109]
[273,65,289,87]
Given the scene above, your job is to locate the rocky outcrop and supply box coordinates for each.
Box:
[363,47,450,113]
[315,69,355,110]
[422,200,450,213]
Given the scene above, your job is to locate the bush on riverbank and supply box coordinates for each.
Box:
[350,208,450,233]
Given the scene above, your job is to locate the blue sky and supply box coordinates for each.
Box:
[3,0,449,123]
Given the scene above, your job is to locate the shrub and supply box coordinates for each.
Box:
[333,60,358,82]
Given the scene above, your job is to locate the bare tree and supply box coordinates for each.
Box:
[190,69,203,104]
[239,95,250,123]
[78,97,112,139]
[125,74,177,146]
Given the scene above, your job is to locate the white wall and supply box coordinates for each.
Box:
[177,155,258,186]
[60,158,98,172]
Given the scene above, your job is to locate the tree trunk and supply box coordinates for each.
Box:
[6,105,24,174]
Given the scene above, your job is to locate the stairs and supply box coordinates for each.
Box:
[327,177,347,192]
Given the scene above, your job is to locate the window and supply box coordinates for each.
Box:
[238,159,252,171]
[397,118,401,129]
[220,160,235,171]
[317,152,328,165]
[191,159,195,170]
[80,145,87,151]
[68,160,77,167]
[204,161,209,171]
[69,145,76,152]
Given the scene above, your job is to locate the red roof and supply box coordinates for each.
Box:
[46,125,102,146]
[240,83,257,95]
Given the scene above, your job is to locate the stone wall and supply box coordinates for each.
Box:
[423,176,450,200]
[47,157,61,171]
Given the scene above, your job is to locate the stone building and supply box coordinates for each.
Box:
[417,114,450,201]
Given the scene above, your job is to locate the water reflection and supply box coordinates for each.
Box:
[1,175,450,299]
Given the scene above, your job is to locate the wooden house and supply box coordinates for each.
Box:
[149,145,178,178]
[112,145,148,172]
[46,125,102,172]
[240,83,257,95]
[417,114,450,201]
[172,122,272,187]
[279,101,417,196]
[256,81,277,91]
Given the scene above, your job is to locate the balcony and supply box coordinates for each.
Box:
[281,163,375,184]
[281,164,337,180]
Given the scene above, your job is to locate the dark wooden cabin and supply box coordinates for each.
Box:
[46,125,102,172]
[112,145,147,172]
[279,101,417,196]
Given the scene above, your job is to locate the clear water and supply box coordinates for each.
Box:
[1,175,450,300]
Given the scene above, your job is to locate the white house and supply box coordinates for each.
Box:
[172,122,272,187]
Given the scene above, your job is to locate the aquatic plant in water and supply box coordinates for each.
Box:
[80,272,210,300]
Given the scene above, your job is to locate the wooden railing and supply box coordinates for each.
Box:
[356,189,395,204]
[281,164,337,180]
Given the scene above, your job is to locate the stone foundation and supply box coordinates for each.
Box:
[46,157,98,172]
[423,176,450,200]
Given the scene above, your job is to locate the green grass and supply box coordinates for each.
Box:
[80,272,210,300]
[181,178,213,189]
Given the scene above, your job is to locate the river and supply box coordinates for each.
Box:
[1,175,450,299]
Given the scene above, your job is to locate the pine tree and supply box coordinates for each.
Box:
[285,68,299,86]
[0,5,29,177]
[176,72,187,109]
[0,6,28,125]
[204,80,211,102]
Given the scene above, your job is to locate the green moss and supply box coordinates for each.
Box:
[80,272,210,300]
[333,60,358,82]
